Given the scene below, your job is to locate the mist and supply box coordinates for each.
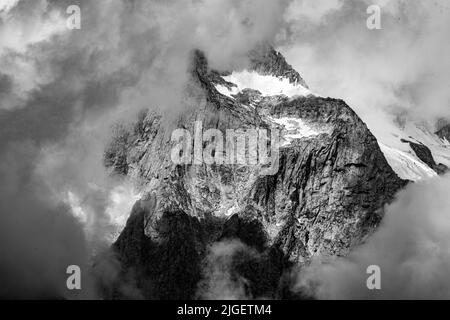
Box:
[197,240,252,300]
[280,0,450,133]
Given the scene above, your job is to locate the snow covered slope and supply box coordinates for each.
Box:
[215,70,312,98]
[211,63,450,183]
[372,120,450,181]
[213,68,325,148]
[212,65,449,182]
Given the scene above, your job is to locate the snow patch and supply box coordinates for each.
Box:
[215,84,236,99]
[271,116,327,146]
[216,70,312,98]
[372,120,450,181]
[379,143,437,181]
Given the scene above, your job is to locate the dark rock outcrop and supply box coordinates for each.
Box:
[402,139,449,175]
[112,202,296,299]
[249,44,309,88]
[437,124,450,142]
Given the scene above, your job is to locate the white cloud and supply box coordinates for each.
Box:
[281,0,450,128]
[0,0,19,14]
[284,0,343,25]
[0,0,68,110]
[0,0,66,54]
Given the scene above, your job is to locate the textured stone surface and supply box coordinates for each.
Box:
[104,48,407,299]
[248,44,309,88]
[437,124,450,142]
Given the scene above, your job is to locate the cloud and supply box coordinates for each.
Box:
[0,0,19,14]
[196,240,253,300]
[280,0,450,131]
[0,141,96,299]
[0,0,67,110]
[284,0,343,26]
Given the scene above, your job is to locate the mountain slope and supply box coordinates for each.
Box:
[374,120,450,181]
[104,48,407,299]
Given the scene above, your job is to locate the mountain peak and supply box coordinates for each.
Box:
[248,44,309,89]
[190,45,309,93]
[105,45,407,299]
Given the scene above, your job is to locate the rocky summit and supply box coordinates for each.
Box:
[103,47,407,299]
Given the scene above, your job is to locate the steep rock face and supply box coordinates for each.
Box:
[110,200,208,299]
[105,49,406,299]
[248,44,309,88]
[255,97,407,260]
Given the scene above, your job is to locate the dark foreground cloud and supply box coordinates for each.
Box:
[0,142,94,298]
